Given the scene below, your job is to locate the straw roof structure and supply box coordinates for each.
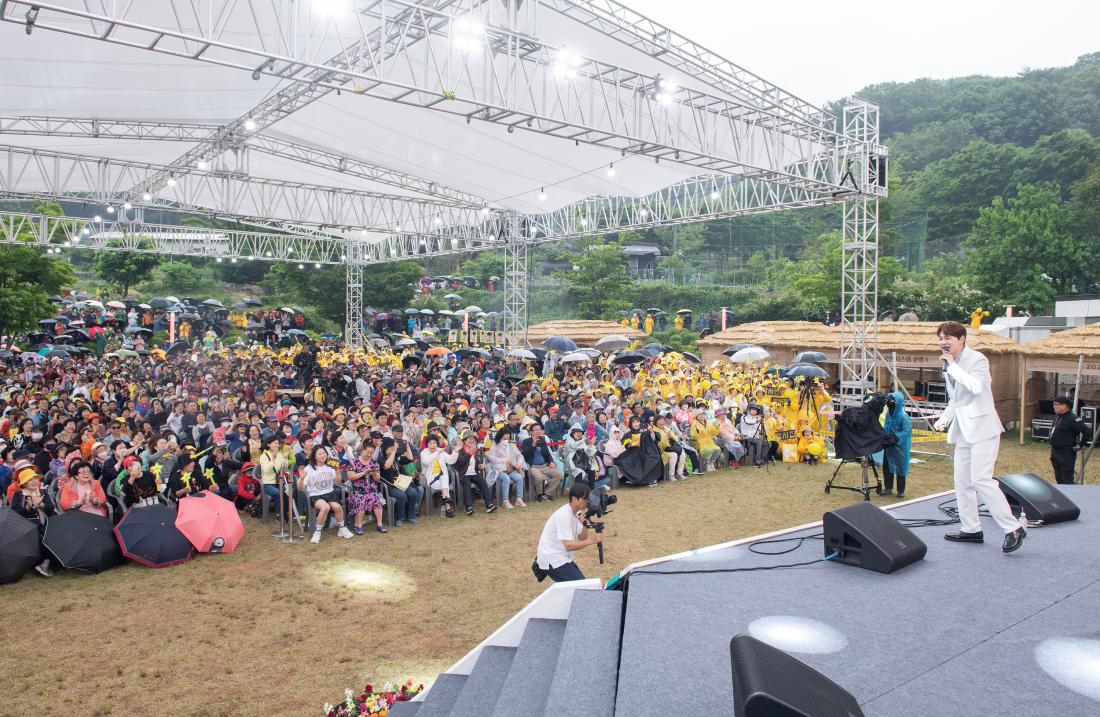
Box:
[1020,323,1100,359]
[524,320,644,348]
[699,321,1020,355]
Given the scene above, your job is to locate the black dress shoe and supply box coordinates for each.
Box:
[944,530,984,543]
[1002,527,1026,553]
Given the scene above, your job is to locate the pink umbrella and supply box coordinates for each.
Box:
[175,491,245,554]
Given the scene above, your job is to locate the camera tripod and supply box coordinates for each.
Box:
[825,455,882,502]
[584,517,605,564]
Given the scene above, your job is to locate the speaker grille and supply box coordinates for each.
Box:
[731,635,864,717]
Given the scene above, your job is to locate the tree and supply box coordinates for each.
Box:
[0,246,74,336]
[964,183,1087,311]
[554,238,634,319]
[94,238,160,296]
[264,259,423,327]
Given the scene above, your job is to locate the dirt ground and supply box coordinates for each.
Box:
[0,437,1087,717]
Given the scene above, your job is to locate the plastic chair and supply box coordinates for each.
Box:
[304,484,348,532]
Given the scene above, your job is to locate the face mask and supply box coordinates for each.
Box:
[31,432,43,441]
[97,451,110,461]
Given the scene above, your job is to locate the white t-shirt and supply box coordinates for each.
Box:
[303,464,336,497]
[536,503,583,570]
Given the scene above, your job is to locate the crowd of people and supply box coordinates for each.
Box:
[0,328,839,578]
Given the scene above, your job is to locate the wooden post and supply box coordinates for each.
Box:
[1019,357,1026,445]
[1073,354,1084,413]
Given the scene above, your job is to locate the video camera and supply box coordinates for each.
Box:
[584,485,617,564]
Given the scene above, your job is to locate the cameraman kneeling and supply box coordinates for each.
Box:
[533,483,603,582]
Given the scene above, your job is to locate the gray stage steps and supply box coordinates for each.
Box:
[389,702,420,716]
[420,589,624,717]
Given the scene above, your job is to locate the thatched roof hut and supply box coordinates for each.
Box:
[1016,323,1100,437]
[524,320,644,348]
[699,321,1022,424]
[1020,323,1100,361]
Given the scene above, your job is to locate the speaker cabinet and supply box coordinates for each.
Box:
[823,501,927,574]
[730,634,864,717]
[995,473,1080,525]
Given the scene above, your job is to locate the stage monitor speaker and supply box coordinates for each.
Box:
[730,634,864,717]
[995,473,1080,524]
[822,501,927,574]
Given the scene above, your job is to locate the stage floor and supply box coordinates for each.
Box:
[614,485,1100,717]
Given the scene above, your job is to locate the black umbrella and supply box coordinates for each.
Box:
[124,326,152,335]
[47,295,63,303]
[528,347,548,360]
[793,351,829,364]
[113,504,195,569]
[178,312,200,321]
[246,322,265,331]
[611,350,649,365]
[286,329,308,336]
[148,297,170,309]
[644,342,672,354]
[53,335,74,345]
[37,318,57,326]
[681,351,702,364]
[231,301,248,310]
[646,307,661,314]
[165,341,189,357]
[785,363,829,379]
[543,336,577,352]
[202,299,225,308]
[44,510,123,574]
[63,329,91,343]
[43,349,69,359]
[722,343,759,357]
[244,298,264,307]
[402,353,424,368]
[0,507,42,584]
[455,347,491,359]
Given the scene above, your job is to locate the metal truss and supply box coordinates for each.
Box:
[837,101,883,403]
[2,0,857,193]
[345,242,367,348]
[0,114,488,208]
[0,144,493,235]
[503,224,528,349]
[0,209,346,264]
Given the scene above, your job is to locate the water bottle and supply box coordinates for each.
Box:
[1018,510,1028,531]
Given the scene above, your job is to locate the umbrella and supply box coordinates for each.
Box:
[394,338,418,348]
[506,348,537,360]
[114,504,195,568]
[43,349,69,359]
[646,307,661,314]
[53,335,73,345]
[577,348,602,358]
[455,347,491,359]
[375,313,391,321]
[287,329,308,336]
[560,351,592,363]
[543,336,578,352]
[611,350,649,365]
[444,293,462,300]
[231,301,248,310]
[463,305,483,314]
[148,297,170,308]
[115,349,139,358]
[644,342,672,354]
[279,306,296,314]
[164,296,181,304]
[729,346,771,362]
[367,337,390,350]
[244,298,264,307]
[793,351,829,364]
[404,308,420,315]
[246,322,265,330]
[175,492,244,554]
[164,305,182,313]
[178,312,200,320]
[165,341,190,357]
[0,507,41,584]
[438,309,454,316]
[20,351,44,363]
[595,335,633,352]
[124,326,152,335]
[68,319,86,327]
[528,347,548,359]
[419,309,435,315]
[681,352,702,364]
[106,300,127,309]
[85,300,104,309]
[390,309,404,315]
[37,318,57,326]
[43,510,123,574]
[401,353,425,368]
[47,295,63,303]
[202,299,225,308]
[785,363,829,379]
[425,346,450,357]
[722,343,759,357]
[63,329,90,343]
[675,309,693,314]
[136,303,152,310]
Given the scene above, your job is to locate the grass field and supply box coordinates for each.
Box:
[0,437,1089,717]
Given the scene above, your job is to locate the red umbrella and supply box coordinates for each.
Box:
[175,491,244,554]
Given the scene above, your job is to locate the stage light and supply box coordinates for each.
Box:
[553,47,584,79]
[341,254,347,261]
[434,217,442,225]
[314,262,321,268]
[580,218,588,227]
[81,227,89,235]
[394,224,402,232]
[529,225,538,236]
[607,163,616,177]
[639,208,648,218]
[539,188,546,200]
[231,257,238,263]
[452,15,485,54]
[481,207,490,216]
[142,192,152,201]
[1036,637,1100,702]
[298,263,304,269]
[265,251,272,257]
[196,160,208,170]
[215,257,222,262]
[244,118,257,131]
[105,205,115,213]
[123,202,132,210]
[710,190,719,200]
[166,177,177,187]
[748,616,848,655]
[93,215,102,222]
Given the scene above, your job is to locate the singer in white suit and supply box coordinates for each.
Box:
[933,322,1026,552]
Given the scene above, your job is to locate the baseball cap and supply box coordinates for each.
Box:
[1053,395,1073,407]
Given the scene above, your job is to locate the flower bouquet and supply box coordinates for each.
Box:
[324,679,424,717]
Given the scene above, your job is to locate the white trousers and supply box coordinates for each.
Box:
[952,436,1018,534]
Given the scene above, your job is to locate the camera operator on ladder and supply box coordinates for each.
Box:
[533,483,603,582]
[933,322,1026,553]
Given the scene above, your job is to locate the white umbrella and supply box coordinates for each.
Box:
[164,296,180,304]
[463,305,483,314]
[729,346,771,363]
[419,309,435,315]
[106,300,126,309]
[560,351,593,363]
[85,300,104,309]
[506,348,537,360]
[594,335,632,352]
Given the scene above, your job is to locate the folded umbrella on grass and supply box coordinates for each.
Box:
[175,492,244,554]
[0,508,41,584]
[44,510,123,574]
[114,504,195,569]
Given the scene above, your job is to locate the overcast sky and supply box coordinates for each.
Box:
[624,0,1100,105]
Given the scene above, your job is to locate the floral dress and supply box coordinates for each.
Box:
[346,458,383,514]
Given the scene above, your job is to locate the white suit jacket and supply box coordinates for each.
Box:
[940,347,1003,445]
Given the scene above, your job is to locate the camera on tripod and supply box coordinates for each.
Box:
[583,486,616,564]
